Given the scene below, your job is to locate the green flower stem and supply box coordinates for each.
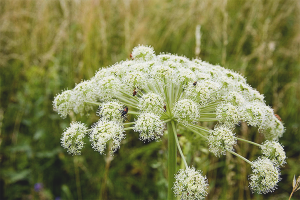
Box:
[167,120,177,200]
[124,127,134,131]
[198,118,219,121]
[186,123,210,134]
[163,119,172,123]
[185,125,208,139]
[199,101,220,112]
[200,113,217,118]
[236,137,262,147]
[85,101,101,106]
[227,150,253,165]
[123,122,135,125]
[127,110,139,115]
[171,121,188,168]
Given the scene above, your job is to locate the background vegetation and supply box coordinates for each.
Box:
[0,0,299,199]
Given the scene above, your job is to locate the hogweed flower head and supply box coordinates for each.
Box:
[61,122,88,155]
[53,45,286,197]
[173,166,208,200]
[261,141,286,167]
[249,157,280,194]
[208,125,237,157]
[133,112,164,141]
[89,120,125,154]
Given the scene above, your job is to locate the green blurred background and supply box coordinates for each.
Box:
[0,0,299,199]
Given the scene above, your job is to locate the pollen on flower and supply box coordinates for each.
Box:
[89,120,125,154]
[134,112,164,141]
[261,141,286,167]
[249,157,280,194]
[173,166,209,200]
[61,122,88,155]
[208,125,237,157]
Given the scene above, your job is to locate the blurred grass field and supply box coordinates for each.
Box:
[0,0,300,199]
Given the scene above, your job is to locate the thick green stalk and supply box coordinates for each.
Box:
[167,120,177,200]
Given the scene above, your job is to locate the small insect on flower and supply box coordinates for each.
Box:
[275,114,282,121]
[163,103,167,112]
[130,53,133,60]
[193,81,197,86]
[133,88,138,96]
[121,107,128,117]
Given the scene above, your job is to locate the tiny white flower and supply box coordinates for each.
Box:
[208,125,237,157]
[134,113,164,141]
[173,166,209,200]
[249,157,280,194]
[61,122,88,155]
[261,141,286,167]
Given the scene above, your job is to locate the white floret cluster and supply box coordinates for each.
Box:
[261,141,286,167]
[54,45,286,197]
[249,157,280,194]
[134,112,164,141]
[208,125,237,157]
[173,167,209,200]
[60,122,88,155]
[90,120,125,154]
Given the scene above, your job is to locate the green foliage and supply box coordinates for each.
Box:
[0,0,299,199]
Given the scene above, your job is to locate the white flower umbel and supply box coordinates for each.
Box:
[134,113,164,141]
[173,166,209,200]
[131,45,155,61]
[216,103,241,125]
[61,122,88,155]
[138,92,165,114]
[208,125,237,157]
[53,90,73,118]
[249,157,280,194]
[89,120,125,154]
[261,141,286,167]
[53,45,286,197]
[173,99,200,123]
[97,101,124,122]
